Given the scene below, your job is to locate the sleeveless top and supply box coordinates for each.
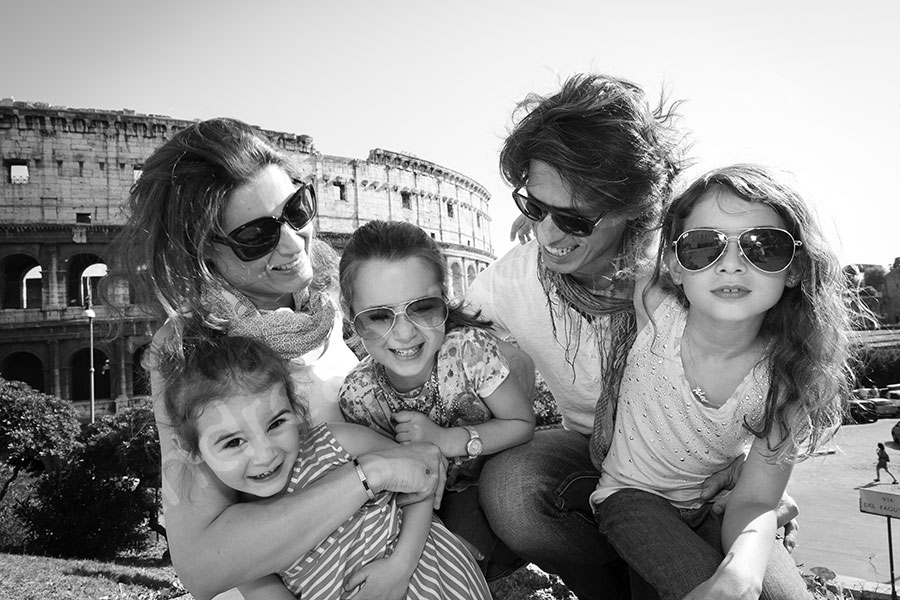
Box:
[591,295,769,510]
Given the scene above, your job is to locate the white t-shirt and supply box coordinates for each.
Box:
[467,242,611,435]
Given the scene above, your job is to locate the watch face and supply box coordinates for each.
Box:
[466,437,484,457]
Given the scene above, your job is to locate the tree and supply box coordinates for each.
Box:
[861,265,887,290]
[0,378,80,502]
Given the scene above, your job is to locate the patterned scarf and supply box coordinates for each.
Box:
[536,255,637,472]
[203,283,336,361]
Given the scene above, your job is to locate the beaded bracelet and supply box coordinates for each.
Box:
[352,457,376,501]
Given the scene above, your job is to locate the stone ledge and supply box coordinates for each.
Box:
[833,574,897,599]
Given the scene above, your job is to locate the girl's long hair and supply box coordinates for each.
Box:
[648,164,863,462]
[339,220,491,332]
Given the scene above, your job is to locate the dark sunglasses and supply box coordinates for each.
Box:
[673,227,802,273]
[512,187,606,237]
[352,296,449,340]
[215,183,317,261]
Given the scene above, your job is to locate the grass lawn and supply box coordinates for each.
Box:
[0,539,183,600]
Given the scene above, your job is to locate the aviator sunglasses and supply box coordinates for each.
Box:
[215,182,318,261]
[512,187,607,237]
[672,227,802,273]
[352,296,449,340]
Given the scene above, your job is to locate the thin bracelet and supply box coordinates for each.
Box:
[352,457,376,501]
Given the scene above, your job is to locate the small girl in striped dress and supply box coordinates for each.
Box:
[159,331,490,600]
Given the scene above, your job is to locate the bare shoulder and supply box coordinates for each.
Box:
[327,422,397,456]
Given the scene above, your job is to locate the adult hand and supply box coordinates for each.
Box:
[780,518,799,553]
[509,214,533,244]
[363,442,447,509]
[699,455,743,502]
[699,454,801,548]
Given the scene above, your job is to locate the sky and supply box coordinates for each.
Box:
[3,0,898,268]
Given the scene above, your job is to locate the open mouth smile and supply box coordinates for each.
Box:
[249,463,283,480]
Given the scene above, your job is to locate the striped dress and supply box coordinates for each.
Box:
[279,423,491,600]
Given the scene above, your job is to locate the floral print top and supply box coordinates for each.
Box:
[339,327,510,487]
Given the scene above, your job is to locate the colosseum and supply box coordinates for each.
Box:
[0,100,496,420]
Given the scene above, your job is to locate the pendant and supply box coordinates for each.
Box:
[691,387,707,403]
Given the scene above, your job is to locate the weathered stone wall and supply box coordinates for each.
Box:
[0,100,495,410]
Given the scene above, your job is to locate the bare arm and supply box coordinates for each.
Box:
[153,351,442,600]
[333,424,438,600]
[238,575,296,600]
[684,436,793,600]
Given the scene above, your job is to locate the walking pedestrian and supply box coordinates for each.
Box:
[876,442,897,483]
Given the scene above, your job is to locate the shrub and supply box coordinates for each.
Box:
[855,345,900,389]
[532,371,562,428]
[15,404,163,559]
[0,378,80,502]
[16,464,152,559]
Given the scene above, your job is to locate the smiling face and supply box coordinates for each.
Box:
[526,160,629,288]
[351,256,446,392]
[195,381,300,499]
[209,164,314,309]
[669,188,798,328]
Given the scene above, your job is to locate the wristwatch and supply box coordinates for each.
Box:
[463,426,483,458]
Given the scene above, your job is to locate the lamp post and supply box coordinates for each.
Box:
[82,296,96,424]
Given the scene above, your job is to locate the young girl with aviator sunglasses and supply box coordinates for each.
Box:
[590,164,859,600]
[337,220,536,575]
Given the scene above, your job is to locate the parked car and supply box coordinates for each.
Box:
[893,421,900,444]
[871,398,900,418]
[852,388,900,417]
[846,399,879,424]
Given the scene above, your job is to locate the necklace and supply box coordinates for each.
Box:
[375,362,446,424]
[681,333,709,404]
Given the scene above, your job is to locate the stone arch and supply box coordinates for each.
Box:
[1,253,41,309]
[132,343,151,398]
[450,262,463,300]
[66,253,107,307]
[70,346,112,401]
[467,265,476,286]
[0,351,46,392]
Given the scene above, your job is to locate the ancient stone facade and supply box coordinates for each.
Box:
[0,100,494,419]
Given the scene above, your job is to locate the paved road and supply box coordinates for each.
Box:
[789,417,900,585]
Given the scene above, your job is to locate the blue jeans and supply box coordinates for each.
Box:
[479,427,639,600]
[595,488,811,600]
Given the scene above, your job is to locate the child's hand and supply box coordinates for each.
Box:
[344,555,412,600]
[392,411,445,448]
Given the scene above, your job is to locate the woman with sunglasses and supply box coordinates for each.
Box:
[109,118,446,600]
[466,73,685,599]
[591,164,858,600]
[337,220,536,578]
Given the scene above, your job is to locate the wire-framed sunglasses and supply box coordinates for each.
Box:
[672,227,802,273]
[215,182,317,262]
[352,296,449,340]
[512,187,606,237]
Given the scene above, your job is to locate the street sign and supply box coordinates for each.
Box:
[861,488,900,518]
[860,488,900,600]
